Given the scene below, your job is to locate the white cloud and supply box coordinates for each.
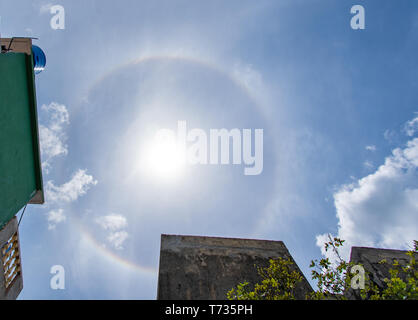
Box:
[383,129,397,143]
[96,214,129,250]
[363,160,374,170]
[107,231,129,250]
[39,125,68,160]
[317,137,418,261]
[41,103,70,131]
[95,214,127,231]
[39,102,70,173]
[39,103,97,231]
[404,115,418,137]
[47,208,66,230]
[45,169,98,204]
[365,145,376,151]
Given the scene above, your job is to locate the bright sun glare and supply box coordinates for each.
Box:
[142,132,186,181]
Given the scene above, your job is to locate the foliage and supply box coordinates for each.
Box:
[228,236,417,300]
[308,235,354,300]
[363,240,418,300]
[310,237,417,300]
[226,257,303,300]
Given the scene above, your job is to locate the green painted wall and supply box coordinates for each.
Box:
[0,52,43,228]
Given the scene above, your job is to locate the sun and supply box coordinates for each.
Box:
[141,130,186,181]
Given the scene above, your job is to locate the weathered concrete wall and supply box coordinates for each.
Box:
[157,234,313,300]
[346,246,417,300]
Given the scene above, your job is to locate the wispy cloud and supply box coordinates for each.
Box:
[95,214,128,231]
[107,231,129,250]
[365,145,376,152]
[45,169,98,204]
[363,160,374,169]
[38,103,98,232]
[47,208,66,230]
[96,214,129,250]
[39,102,70,173]
[43,170,97,231]
[39,126,68,172]
[404,115,418,137]
[42,102,69,131]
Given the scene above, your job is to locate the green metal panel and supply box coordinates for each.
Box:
[0,52,44,228]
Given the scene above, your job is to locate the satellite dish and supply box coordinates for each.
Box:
[31,45,46,74]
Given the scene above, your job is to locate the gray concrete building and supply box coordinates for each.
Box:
[157,234,313,300]
[346,246,417,299]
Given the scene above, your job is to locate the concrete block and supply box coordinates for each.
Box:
[346,246,417,299]
[157,234,313,300]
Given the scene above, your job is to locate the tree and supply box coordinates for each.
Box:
[227,257,303,300]
[363,240,418,300]
[227,238,417,300]
[308,236,354,300]
[310,237,417,300]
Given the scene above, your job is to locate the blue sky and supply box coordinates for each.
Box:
[1,0,417,299]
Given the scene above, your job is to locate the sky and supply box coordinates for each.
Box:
[0,0,417,299]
